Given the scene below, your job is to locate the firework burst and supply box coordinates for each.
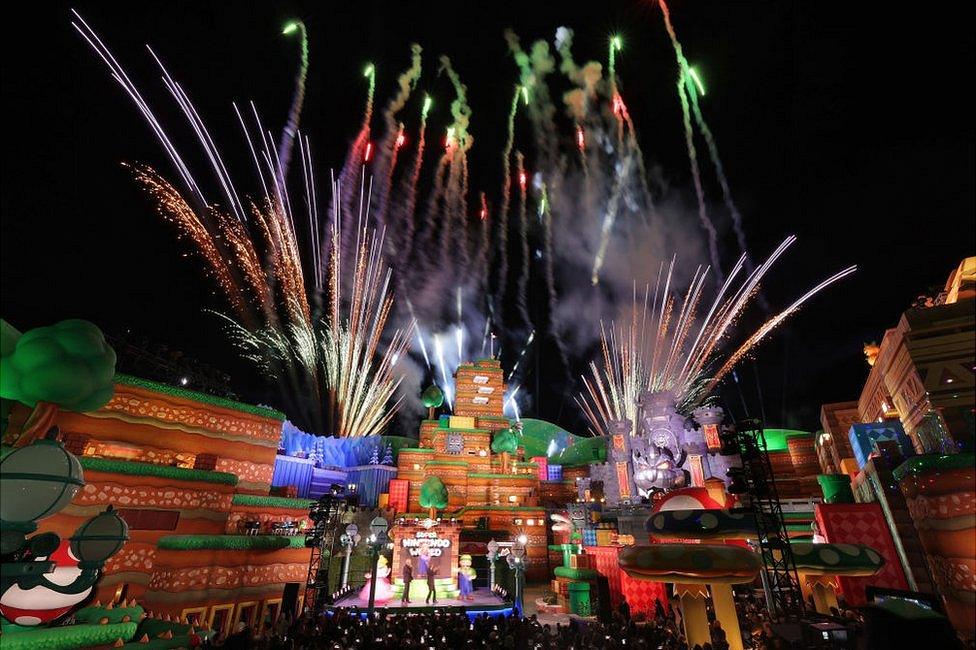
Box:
[578,237,856,436]
[73,7,857,437]
[74,12,410,436]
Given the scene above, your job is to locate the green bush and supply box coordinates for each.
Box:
[419,476,448,511]
[79,456,238,485]
[0,320,116,412]
[231,494,313,510]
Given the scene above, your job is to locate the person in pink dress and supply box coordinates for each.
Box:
[359,555,394,604]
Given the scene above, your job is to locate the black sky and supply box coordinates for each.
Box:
[2,1,973,433]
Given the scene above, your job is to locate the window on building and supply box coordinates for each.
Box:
[260,599,281,627]
[181,607,207,626]
[210,605,233,637]
[235,602,258,629]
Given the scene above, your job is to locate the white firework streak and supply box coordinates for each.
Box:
[74,13,411,436]
[579,237,855,436]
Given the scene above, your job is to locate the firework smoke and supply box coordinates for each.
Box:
[490,84,521,313]
[683,69,761,303]
[514,150,531,328]
[375,44,423,237]
[439,55,473,282]
[657,10,721,286]
[335,61,377,255]
[390,94,431,277]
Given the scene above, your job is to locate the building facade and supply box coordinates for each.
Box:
[3,374,310,637]
[393,359,550,580]
[815,257,975,638]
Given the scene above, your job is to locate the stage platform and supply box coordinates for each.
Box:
[329,589,512,617]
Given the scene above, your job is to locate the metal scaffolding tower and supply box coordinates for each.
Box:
[727,418,805,621]
[303,485,356,613]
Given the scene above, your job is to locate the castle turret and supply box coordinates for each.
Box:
[453,359,505,418]
[691,404,736,487]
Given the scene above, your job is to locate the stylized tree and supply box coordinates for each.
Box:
[421,384,444,420]
[419,475,449,520]
[381,444,394,466]
[368,444,381,465]
[1,320,117,446]
[491,427,519,474]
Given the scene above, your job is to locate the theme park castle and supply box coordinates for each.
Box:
[393,358,550,579]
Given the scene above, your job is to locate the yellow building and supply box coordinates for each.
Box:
[818,256,975,472]
[814,258,974,605]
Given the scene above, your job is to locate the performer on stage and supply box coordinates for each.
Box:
[425,563,439,604]
[417,543,431,577]
[401,558,413,604]
[457,554,476,601]
[359,555,394,604]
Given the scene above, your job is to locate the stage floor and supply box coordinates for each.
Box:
[331,589,509,614]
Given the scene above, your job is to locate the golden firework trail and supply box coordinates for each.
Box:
[578,237,856,436]
[74,12,411,436]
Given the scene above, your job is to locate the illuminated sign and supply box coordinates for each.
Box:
[703,424,721,452]
[616,462,631,498]
[401,531,451,557]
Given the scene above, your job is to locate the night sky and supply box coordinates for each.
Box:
[3,1,973,434]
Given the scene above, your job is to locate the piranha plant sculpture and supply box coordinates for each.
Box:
[0,438,129,627]
[1,319,127,629]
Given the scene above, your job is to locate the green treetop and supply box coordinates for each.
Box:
[1,319,116,445]
[491,427,519,454]
[492,427,519,473]
[419,475,449,519]
[421,384,444,419]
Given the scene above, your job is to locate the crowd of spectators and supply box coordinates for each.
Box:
[205,603,739,650]
[197,589,872,649]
